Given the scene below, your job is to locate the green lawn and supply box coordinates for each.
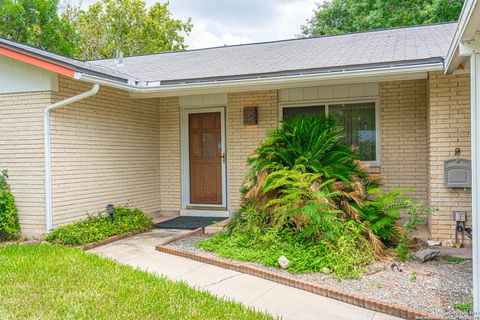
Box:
[0,244,272,320]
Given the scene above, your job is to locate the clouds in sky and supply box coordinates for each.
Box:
[76,0,318,49]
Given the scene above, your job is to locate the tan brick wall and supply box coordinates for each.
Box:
[379,79,429,206]
[227,90,278,211]
[427,71,471,242]
[0,91,50,237]
[158,97,181,213]
[50,77,161,226]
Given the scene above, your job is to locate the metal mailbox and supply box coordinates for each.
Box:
[444,159,471,188]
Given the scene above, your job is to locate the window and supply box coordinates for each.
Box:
[282,101,378,162]
[282,105,325,118]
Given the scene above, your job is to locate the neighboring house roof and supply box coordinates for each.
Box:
[89,23,457,85]
[0,22,457,88]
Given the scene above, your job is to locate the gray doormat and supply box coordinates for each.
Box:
[154,216,227,230]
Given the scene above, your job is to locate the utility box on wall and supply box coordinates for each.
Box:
[444,159,471,188]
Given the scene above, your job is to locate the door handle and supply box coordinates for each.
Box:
[221,152,226,163]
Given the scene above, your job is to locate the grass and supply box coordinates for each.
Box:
[44,207,153,246]
[0,244,272,320]
[443,255,466,263]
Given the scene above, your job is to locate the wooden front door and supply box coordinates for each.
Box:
[189,112,223,205]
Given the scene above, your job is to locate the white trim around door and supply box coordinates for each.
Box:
[181,106,229,217]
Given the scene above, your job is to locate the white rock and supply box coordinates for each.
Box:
[321,267,331,274]
[427,240,442,247]
[278,255,289,269]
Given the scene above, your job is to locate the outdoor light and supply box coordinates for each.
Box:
[106,204,115,221]
[243,106,258,125]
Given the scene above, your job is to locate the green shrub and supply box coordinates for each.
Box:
[358,188,414,241]
[0,170,20,241]
[198,224,374,279]
[217,116,427,277]
[396,201,435,261]
[44,206,153,245]
[233,116,387,256]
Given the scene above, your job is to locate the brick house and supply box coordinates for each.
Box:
[0,9,478,262]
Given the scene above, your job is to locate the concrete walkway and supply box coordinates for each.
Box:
[89,230,402,320]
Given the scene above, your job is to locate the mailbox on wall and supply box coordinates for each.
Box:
[444,159,472,188]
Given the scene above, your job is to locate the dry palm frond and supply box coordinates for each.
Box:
[367,230,385,256]
[341,200,361,221]
[393,225,404,236]
[242,170,268,202]
[351,180,366,199]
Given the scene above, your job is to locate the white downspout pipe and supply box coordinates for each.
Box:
[44,84,100,231]
[471,53,480,315]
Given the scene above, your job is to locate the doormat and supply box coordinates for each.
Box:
[154,216,228,230]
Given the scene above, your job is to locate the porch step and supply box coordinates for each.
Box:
[204,218,230,235]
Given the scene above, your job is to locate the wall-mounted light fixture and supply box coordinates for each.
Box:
[243,106,258,125]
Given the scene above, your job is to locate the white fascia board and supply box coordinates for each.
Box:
[76,62,443,99]
[445,0,480,74]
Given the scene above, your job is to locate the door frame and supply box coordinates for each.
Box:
[181,106,228,211]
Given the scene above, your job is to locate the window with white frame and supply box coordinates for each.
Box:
[282,101,378,162]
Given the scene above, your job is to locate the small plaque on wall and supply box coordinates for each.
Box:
[243,107,258,125]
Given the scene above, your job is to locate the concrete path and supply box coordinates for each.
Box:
[89,230,402,320]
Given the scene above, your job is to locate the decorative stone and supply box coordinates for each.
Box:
[427,240,442,247]
[390,262,403,272]
[321,267,331,274]
[278,255,289,269]
[412,249,440,263]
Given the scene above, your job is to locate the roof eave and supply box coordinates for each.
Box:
[445,0,480,74]
[0,41,132,84]
[76,60,444,97]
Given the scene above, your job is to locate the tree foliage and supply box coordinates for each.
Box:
[63,0,192,60]
[301,0,464,37]
[0,0,77,57]
[0,0,192,60]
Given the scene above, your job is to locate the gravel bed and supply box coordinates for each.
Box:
[168,235,473,319]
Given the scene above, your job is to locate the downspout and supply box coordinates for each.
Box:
[44,84,100,231]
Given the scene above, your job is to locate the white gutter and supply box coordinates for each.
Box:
[74,62,443,97]
[44,84,100,231]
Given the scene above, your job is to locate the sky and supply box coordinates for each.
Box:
[76,0,319,49]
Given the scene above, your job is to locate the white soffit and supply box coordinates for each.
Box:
[0,55,58,93]
[179,93,228,108]
[279,83,379,103]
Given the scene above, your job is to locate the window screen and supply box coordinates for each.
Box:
[329,102,377,161]
[282,105,326,119]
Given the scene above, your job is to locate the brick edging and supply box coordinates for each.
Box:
[156,245,442,320]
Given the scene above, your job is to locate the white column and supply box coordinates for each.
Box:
[470,52,480,314]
